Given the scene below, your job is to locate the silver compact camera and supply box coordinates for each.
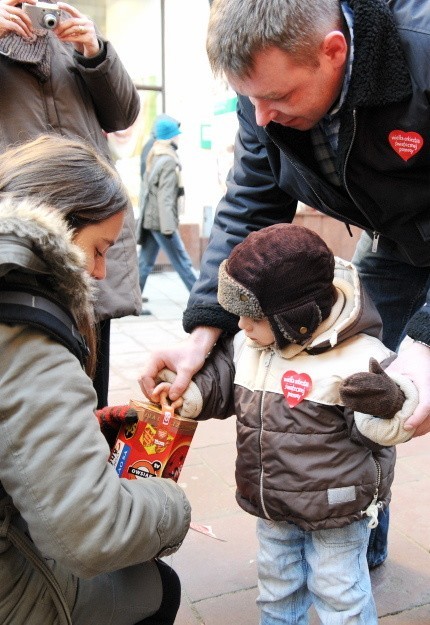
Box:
[23,2,61,30]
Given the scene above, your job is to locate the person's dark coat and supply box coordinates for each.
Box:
[0,32,141,320]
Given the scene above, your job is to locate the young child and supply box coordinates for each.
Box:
[151,223,417,625]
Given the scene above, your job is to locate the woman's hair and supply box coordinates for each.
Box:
[0,133,128,228]
[0,134,129,376]
[207,0,343,78]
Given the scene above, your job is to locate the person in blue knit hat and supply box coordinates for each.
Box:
[136,116,197,314]
[140,115,181,178]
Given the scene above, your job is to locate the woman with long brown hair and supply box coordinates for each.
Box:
[0,134,190,625]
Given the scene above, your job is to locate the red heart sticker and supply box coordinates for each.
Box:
[281,370,312,408]
[388,130,423,162]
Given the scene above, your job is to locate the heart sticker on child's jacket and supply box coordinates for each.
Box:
[281,370,312,408]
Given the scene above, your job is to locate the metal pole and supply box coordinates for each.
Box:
[161,0,166,112]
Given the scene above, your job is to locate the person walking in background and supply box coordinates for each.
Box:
[140,114,181,178]
[148,224,415,624]
[0,0,141,408]
[138,114,181,304]
[137,117,197,314]
[0,134,190,625]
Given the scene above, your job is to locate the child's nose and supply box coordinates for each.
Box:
[238,317,253,331]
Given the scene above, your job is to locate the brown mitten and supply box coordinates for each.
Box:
[95,405,138,448]
[339,358,406,419]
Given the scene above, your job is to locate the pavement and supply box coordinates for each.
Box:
[109,271,430,625]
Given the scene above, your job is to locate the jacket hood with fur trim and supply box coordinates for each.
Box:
[0,197,95,324]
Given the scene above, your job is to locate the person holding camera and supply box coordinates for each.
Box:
[0,0,142,409]
[0,134,191,625]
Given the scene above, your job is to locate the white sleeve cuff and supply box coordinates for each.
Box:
[156,368,203,419]
[354,373,418,446]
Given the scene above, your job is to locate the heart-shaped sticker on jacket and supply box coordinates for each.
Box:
[281,370,312,408]
[388,130,423,162]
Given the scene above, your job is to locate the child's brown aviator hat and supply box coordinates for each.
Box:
[218,224,336,349]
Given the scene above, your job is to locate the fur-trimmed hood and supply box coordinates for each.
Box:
[0,197,95,323]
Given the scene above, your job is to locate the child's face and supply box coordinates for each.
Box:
[238,316,275,346]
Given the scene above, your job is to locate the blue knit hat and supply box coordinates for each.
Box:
[155,118,181,141]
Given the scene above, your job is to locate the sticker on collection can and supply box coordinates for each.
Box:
[109,438,131,476]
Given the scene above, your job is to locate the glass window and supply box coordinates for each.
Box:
[72,1,106,33]
[68,0,166,207]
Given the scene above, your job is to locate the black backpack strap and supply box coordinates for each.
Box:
[0,290,89,367]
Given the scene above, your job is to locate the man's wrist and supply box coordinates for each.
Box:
[189,326,222,358]
[405,309,430,347]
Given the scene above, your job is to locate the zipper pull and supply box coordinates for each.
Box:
[372,232,380,253]
[361,493,382,529]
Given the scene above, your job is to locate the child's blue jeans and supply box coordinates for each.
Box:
[256,518,377,625]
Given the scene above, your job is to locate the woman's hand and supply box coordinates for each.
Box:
[0,0,35,39]
[55,2,99,57]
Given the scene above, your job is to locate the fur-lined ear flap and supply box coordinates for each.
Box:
[269,302,322,348]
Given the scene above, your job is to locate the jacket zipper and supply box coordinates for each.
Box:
[265,121,376,236]
[361,458,382,528]
[342,109,381,253]
[259,351,274,520]
[266,129,346,223]
[371,232,380,253]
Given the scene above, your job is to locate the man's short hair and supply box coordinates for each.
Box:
[207,0,342,78]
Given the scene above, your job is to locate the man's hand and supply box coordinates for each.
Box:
[387,340,430,436]
[139,326,221,402]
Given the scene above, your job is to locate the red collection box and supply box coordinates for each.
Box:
[109,399,197,482]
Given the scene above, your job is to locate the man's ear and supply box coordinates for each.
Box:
[321,31,348,69]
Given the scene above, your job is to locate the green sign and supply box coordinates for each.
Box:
[214,96,238,115]
[200,123,212,149]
